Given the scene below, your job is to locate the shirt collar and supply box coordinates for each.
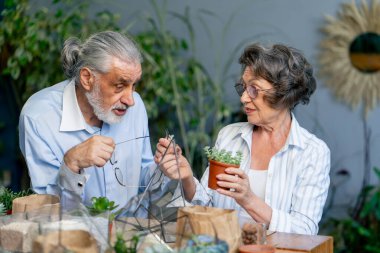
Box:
[60,80,87,132]
[237,112,306,150]
[285,113,306,150]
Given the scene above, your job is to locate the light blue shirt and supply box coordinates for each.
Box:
[191,115,330,235]
[19,80,155,209]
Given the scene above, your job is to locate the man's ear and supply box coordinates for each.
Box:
[79,67,95,91]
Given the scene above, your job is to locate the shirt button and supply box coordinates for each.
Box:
[78,181,84,187]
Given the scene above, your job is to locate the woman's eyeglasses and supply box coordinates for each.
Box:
[234,82,272,99]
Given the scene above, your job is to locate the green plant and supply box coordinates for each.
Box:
[0,203,5,216]
[113,233,139,253]
[0,0,124,189]
[134,0,233,177]
[87,196,118,215]
[0,0,122,111]
[87,196,120,247]
[0,187,33,212]
[326,167,380,253]
[204,146,242,165]
[1,0,247,187]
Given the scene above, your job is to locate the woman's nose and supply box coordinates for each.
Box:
[240,89,251,104]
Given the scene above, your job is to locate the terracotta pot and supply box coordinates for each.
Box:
[208,160,239,190]
[239,244,275,253]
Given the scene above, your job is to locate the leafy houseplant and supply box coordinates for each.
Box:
[325,167,380,253]
[87,196,119,216]
[113,233,140,253]
[0,187,33,214]
[204,146,243,190]
[87,196,119,247]
[0,0,122,189]
[0,0,234,189]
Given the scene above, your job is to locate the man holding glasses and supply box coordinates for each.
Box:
[19,31,155,209]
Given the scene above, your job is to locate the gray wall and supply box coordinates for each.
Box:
[109,0,380,218]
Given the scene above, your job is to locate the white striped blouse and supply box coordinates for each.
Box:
[191,115,330,235]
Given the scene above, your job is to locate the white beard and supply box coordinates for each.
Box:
[85,81,127,124]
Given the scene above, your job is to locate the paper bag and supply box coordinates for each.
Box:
[12,194,60,215]
[176,205,241,253]
[32,229,99,253]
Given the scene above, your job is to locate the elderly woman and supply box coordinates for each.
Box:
[154,43,330,235]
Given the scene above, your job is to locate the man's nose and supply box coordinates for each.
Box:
[121,88,135,106]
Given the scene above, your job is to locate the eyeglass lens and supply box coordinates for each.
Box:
[110,148,126,186]
[108,135,149,187]
[114,167,125,186]
[235,82,258,99]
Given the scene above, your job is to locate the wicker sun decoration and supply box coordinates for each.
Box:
[319,0,380,116]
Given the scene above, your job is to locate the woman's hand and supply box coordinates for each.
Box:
[154,138,193,180]
[154,137,196,201]
[215,167,255,208]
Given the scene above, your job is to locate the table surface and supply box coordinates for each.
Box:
[267,232,333,253]
[116,217,333,253]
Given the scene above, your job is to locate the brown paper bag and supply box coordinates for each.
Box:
[32,230,99,253]
[12,194,60,215]
[176,205,241,253]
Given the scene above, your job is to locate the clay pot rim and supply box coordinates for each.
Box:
[209,159,240,167]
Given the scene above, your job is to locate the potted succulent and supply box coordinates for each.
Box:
[112,233,140,253]
[87,196,119,246]
[204,146,243,190]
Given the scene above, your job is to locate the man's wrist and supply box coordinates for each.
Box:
[63,154,81,174]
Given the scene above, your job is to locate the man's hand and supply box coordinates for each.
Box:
[64,135,115,173]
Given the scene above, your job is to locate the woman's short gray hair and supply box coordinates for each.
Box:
[61,31,142,84]
[239,43,316,110]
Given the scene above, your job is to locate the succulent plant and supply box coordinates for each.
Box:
[204,146,243,165]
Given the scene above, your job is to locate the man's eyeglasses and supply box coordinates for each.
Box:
[109,135,149,187]
[234,81,272,99]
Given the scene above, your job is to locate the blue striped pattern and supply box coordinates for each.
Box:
[191,116,330,235]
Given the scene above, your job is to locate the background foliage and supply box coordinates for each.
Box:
[0,0,233,183]
[325,167,380,253]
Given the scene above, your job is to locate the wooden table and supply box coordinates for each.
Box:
[267,232,333,253]
[116,218,333,253]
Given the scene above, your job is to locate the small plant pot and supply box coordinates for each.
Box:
[208,160,239,190]
[239,244,275,253]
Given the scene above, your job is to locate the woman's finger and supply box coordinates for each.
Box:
[217,173,240,183]
[217,180,240,190]
[225,168,247,179]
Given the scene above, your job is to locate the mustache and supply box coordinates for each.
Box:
[112,104,128,110]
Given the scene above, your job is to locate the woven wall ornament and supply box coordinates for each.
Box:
[319,0,380,116]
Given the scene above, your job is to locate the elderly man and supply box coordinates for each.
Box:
[19,31,156,209]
